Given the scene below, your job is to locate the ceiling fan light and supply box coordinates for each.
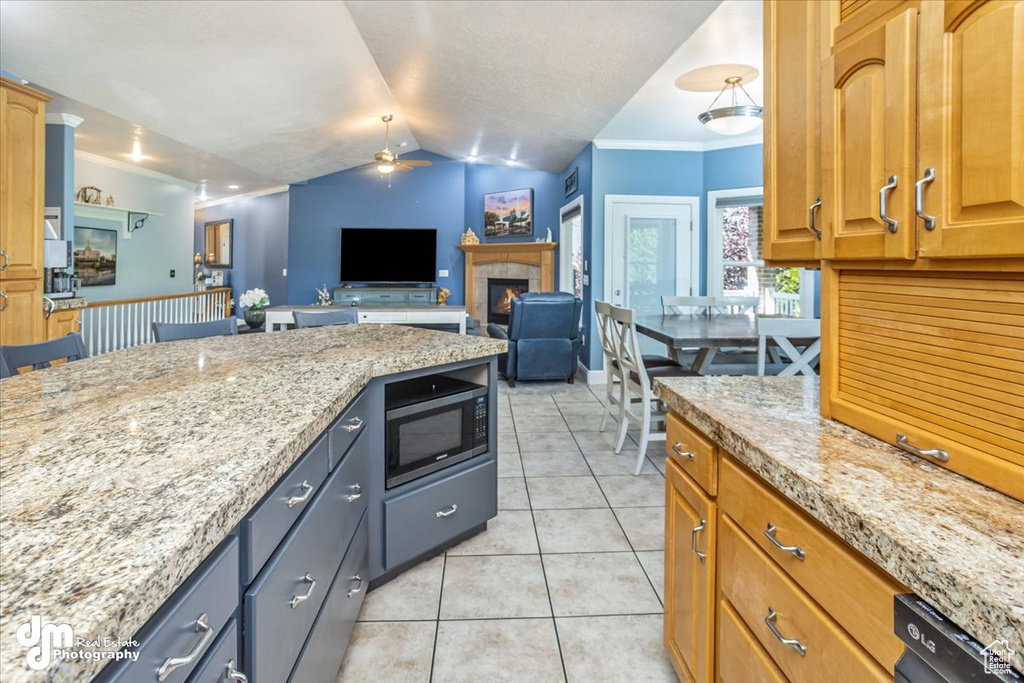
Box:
[377,162,396,174]
[698,105,763,135]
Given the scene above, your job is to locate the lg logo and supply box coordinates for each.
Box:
[907,623,937,654]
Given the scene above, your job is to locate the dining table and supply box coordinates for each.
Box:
[635,312,761,374]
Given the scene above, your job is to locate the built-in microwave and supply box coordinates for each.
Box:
[385,374,488,489]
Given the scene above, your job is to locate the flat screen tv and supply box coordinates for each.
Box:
[340,228,437,284]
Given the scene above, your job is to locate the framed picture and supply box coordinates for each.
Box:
[484,188,533,238]
[565,167,579,197]
[73,226,117,286]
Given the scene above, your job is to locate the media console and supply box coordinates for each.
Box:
[264,304,468,334]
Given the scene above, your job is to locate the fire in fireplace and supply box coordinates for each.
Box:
[487,278,529,325]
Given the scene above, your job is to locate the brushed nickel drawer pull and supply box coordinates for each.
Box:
[0,292,7,312]
[286,480,313,508]
[289,573,316,608]
[347,574,365,598]
[340,416,364,433]
[672,442,695,460]
[346,483,362,503]
[691,519,707,564]
[43,297,55,319]
[0,250,8,271]
[915,167,936,230]
[436,504,458,518]
[896,434,948,462]
[764,523,805,561]
[807,196,822,239]
[156,613,214,681]
[764,607,806,656]
[880,175,899,233]
[224,659,248,682]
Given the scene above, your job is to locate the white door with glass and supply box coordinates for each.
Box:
[559,197,584,300]
[605,196,700,355]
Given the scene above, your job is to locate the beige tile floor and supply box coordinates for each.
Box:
[337,380,676,683]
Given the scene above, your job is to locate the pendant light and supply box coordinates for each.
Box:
[697,76,763,135]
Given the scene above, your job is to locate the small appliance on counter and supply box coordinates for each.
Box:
[44,239,77,299]
[894,594,1022,682]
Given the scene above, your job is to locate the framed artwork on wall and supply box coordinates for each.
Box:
[565,167,579,197]
[73,226,117,286]
[484,188,533,238]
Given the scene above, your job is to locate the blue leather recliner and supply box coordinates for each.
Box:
[487,291,583,386]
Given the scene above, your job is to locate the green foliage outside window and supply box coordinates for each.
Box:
[774,267,801,294]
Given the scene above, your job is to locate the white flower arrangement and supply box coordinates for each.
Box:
[239,288,269,310]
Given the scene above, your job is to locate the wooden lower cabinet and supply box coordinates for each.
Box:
[665,457,716,683]
[664,413,905,682]
[46,308,80,339]
[0,278,43,345]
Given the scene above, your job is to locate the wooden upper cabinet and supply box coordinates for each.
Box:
[917,0,1024,259]
[664,459,716,683]
[764,0,833,266]
[0,78,48,281]
[822,8,918,260]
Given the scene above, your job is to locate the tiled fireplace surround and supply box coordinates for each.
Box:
[474,263,541,327]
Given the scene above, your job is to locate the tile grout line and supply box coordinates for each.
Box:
[514,398,571,683]
[427,552,447,683]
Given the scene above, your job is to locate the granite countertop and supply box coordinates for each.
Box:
[48,297,87,312]
[0,325,506,682]
[655,376,1024,673]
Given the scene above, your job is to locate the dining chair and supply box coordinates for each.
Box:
[756,317,822,376]
[293,308,359,329]
[152,317,238,342]
[0,332,88,376]
[711,296,761,314]
[661,296,717,316]
[606,303,699,475]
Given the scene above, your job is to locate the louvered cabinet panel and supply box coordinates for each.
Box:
[828,271,1024,502]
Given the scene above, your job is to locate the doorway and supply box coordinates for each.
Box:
[604,195,700,356]
[559,196,584,300]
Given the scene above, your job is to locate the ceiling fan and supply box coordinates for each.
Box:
[356,114,431,186]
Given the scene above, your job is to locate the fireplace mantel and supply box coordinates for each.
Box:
[458,242,557,319]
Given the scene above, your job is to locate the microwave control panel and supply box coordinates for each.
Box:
[474,396,488,440]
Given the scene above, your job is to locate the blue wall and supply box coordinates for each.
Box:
[195,191,289,312]
[286,151,564,306]
[45,124,75,238]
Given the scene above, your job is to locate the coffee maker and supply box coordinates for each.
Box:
[44,239,76,299]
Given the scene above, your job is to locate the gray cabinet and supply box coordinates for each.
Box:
[105,538,239,683]
[332,287,438,307]
[289,513,369,683]
[384,458,497,569]
[240,434,329,584]
[186,619,241,683]
[329,390,370,471]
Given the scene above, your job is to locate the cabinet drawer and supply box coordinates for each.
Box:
[241,434,329,584]
[719,456,904,672]
[384,458,497,569]
[718,515,888,683]
[407,291,433,303]
[665,412,717,496]
[717,598,786,683]
[185,619,241,683]
[290,513,369,683]
[105,538,239,683]
[359,310,407,322]
[245,458,360,683]
[329,389,371,470]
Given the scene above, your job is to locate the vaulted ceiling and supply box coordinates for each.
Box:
[0,0,757,202]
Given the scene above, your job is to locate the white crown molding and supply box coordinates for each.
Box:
[592,135,762,152]
[46,113,84,128]
[75,150,197,189]
[194,185,289,210]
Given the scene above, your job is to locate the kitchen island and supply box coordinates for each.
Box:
[654,375,1024,679]
[0,324,506,682]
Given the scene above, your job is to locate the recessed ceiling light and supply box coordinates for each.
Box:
[505,159,517,166]
[228,184,239,190]
[130,139,143,162]
[467,155,478,163]
[399,141,408,148]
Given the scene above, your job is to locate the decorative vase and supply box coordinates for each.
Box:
[244,308,266,330]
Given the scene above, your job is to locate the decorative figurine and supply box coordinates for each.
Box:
[545,227,553,242]
[461,227,480,245]
[105,195,116,207]
[75,186,103,205]
[315,284,332,306]
[437,287,451,306]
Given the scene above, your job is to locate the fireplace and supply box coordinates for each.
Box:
[487,278,529,325]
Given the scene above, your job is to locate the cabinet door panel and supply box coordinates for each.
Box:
[664,459,715,683]
[0,278,43,346]
[823,9,917,260]
[918,0,1024,258]
[764,0,827,265]
[0,82,46,280]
